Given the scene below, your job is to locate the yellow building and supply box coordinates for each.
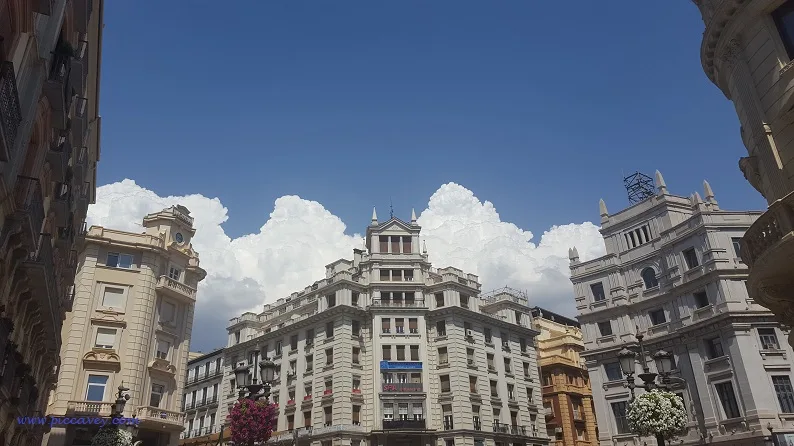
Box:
[531,308,597,446]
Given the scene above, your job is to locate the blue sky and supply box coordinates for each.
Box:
[97,0,764,239]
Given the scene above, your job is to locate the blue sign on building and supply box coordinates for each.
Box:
[380,361,423,370]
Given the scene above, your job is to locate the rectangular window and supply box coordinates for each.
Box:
[352,320,360,336]
[649,309,666,325]
[352,347,360,364]
[597,321,612,336]
[94,328,117,349]
[382,318,391,333]
[276,341,283,355]
[101,287,126,309]
[504,358,512,374]
[290,335,298,350]
[160,301,176,324]
[409,318,418,333]
[326,322,334,337]
[402,236,412,253]
[380,269,390,281]
[391,237,400,253]
[519,338,527,353]
[490,380,498,397]
[324,406,332,426]
[759,328,781,350]
[715,381,741,419]
[706,337,724,359]
[106,252,133,269]
[410,345,419,361]
[306,329,314,345]
[604,362,623,381]
[437,321,446,337]
[352,292,359,307]
[732,237,742,258]
[441,375,451,392]
[590,282,606,301]
[287,414,294,431]
[169,266,182,281]
[353,405,361,425]
[435,293,444,307]
[611,401,630,434]
[461,294,470,308]
[156,340,170,360]
[379,236,389,253]
[487,353,495,371]
[683,248,699,269]
[484,328,492,343]
[693,291,710,308]
[439,347,448,364]
[395,318,404,333]
[469,375,478,393]
[383,403,394,420]
[327,293,336,308]
[396,345,406,361]
[306,355,313,372]
[325,348,333,365]
[304,411,312,427]
[150,383,165,407]
[773,1,794,59]
[85,375,108,401]
[773,376,794,413]
[382,345,391,361]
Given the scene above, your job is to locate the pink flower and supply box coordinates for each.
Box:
[227,399,278,445]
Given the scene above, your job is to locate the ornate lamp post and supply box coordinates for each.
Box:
[617,334,687,446]
[110,385,130,419]
[233,355,277,400]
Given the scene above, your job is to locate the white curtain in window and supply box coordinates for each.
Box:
[383,404,393,415]
[95,328,116,348]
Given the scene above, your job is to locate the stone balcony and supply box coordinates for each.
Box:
[135,406,184,430]
[66,400,114,416]
[741,191,794,317]
[156,275,196,303]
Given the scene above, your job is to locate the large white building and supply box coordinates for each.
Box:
[570,172,794,446]
[220,211,549,446]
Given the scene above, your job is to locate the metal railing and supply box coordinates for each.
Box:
[382,419,426,430]
[0,61,22,161]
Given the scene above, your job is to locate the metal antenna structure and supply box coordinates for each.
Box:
[623,172,655,205]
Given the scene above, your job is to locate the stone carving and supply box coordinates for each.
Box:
[739,156,764,194]
[148,358,177,377]
[720,39,742,72]
[82,350,121,371]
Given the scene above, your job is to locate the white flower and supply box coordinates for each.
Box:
[90,426,133,446]
[626,389,687,440]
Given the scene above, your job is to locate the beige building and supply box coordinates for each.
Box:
[530,308,597,446]
[0,0,103,444]
[220,212,549,446]
[692,0,794,342]
[43,205,207,446]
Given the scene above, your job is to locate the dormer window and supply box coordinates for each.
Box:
[641,267,659,289]
[377,235,412,254]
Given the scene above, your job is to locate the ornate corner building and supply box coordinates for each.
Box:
[218,211,549,446]
[570,172,794,446]
[529,308,598,446]
[0,0,103,444]
[42,206,207,446]
[692,0,794,342]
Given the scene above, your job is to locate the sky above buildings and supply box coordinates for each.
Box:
[91,0,766,351]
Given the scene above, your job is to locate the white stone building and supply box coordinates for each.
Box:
[220,211,549,446]
[181,349,225,440]
[570,172,794,446]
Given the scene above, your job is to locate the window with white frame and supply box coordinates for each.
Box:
[169,266,182,281]
[85,375,108,401]
[759,328,781,350]
[150,383,166,407]
[106,252,133,269]
[383,403,394,420]
[156,339,171,360]
[101,286,126,309]
[160,300,177,324]
[94,328,117,349]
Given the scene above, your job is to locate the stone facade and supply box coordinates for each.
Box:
[692,0,794,347]
[180,349,225,444]
[570,173,794,445]
[220,212,549,446]
[42,206,207,446]
[0,0,102,444]
[530,308,598,446]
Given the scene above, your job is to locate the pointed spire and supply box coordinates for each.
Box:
[694,192,703,204]
[655,170,668,195]
[599,199,608,217]
[703,180,719,209]
[411,208,417,223]
[371,207,378,224]
[568,247,580,264]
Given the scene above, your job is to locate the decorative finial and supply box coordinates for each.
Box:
[389,198,394,219]
[599,199,608,217]
[693,192,703,204]
[371,207,378,224]
[655,170,668,195]
[703,180,719,209]
[568,247,580,264]
[411,208,417,223]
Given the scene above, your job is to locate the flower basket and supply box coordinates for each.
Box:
[90,426,133,446]
[227,398,278,445]
[626,389,687,440]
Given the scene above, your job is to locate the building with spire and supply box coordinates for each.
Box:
[219,211,549,446]
[692,0,794,348]
[569,172,794,446]
[43,205,207,446]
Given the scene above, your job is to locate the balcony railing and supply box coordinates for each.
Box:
[156,275,197,302]
[371,299,425,308]
[187,369,223,384]
[493,422,529,436]
[381,382,423,393]
[135,406,184,426]
[13,176,45,242]
[0,61,22,162]
[66,400,113,416]
[741,191,794,268]
[382,419,426,430]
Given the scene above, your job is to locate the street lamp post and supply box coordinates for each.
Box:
[108,385,143,446]
[617,334,686,446]
[233,355,277,400]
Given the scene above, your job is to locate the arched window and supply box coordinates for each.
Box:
[641,267,659,289]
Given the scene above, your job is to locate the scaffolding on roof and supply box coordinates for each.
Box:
[479,286,529,301]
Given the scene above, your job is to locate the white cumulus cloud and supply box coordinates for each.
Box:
[87,180,605,351]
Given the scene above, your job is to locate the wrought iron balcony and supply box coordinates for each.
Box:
[46,138,73,183]
[0,61,22,163]
[12,177,45,248]
[22,233,60,348]
[44,43,74,129]
[382,419,425,430]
